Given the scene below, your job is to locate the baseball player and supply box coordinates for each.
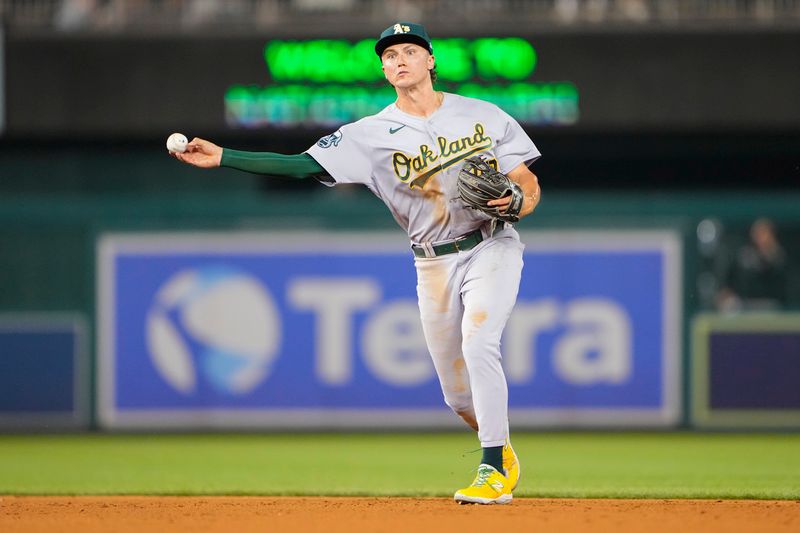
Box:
[172,22,541,505]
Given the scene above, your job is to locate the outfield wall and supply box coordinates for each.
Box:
[1,191,799,430]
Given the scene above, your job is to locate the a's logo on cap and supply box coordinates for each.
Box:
[393,23,411,34]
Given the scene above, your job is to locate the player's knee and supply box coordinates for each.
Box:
[443,392,472,414]
[461,339,501,363]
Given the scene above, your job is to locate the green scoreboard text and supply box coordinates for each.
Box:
[225,38,579,128]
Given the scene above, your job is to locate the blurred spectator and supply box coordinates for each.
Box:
[695,217,727,310]
[716,218,789,312]
[617,0,649,22]
[555,0,580,22]
[55,0,97,30]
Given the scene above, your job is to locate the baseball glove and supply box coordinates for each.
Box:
[457,156,524,223]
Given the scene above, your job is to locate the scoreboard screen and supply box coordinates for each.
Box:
[4,30,799,137]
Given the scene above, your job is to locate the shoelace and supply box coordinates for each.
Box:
[471,465,494,487]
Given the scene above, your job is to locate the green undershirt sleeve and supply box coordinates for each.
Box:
[220,149,327,180]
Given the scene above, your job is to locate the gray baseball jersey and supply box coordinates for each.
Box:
[306,93,540,244]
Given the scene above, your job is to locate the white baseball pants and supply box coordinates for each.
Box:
[414,228,524,447]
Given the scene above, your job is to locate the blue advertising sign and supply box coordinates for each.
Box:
[97,231,681,429]
[0,314,89,429]
[692,313,800,428]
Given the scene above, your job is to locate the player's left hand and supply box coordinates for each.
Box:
[457,156,523,223]
[487,195,513,212]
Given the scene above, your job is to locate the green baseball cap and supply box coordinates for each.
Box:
[375,22,433,57]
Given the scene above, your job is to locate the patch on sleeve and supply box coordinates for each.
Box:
[316,130,343,148]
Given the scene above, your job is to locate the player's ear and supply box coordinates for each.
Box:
[428,54,435,70]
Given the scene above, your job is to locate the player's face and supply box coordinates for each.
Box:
[381,43,435,89]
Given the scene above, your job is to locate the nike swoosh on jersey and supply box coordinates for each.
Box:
[389,125,406,134]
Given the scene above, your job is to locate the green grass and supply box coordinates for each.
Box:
[0,432,798,499]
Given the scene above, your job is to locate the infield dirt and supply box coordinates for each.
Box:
[2,496,799,533]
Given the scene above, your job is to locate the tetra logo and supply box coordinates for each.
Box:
[146,266,281,395]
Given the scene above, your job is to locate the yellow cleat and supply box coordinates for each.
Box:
[503,439,520,491]
[453,464,513,505]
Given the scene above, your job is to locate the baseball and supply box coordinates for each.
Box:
[166,132,188,153]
